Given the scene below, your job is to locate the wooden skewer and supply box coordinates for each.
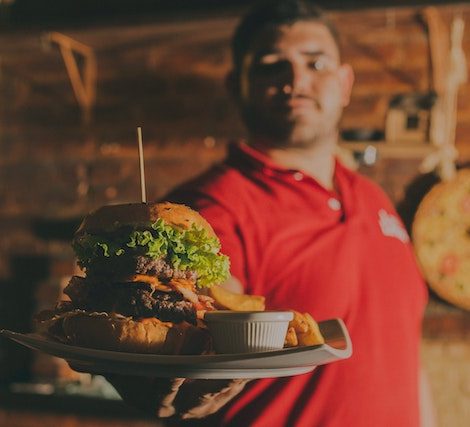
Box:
[137,127,147,203]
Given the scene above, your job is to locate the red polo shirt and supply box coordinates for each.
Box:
[167,142,427,427]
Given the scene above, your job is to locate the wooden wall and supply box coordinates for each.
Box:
[338,6,470,151]
[1,6,470,218]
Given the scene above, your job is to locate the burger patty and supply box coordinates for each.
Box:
[64,276,197,325]
[85,256,198,283]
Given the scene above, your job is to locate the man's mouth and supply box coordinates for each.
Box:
[272,95,320,113]
[286,97,318,109]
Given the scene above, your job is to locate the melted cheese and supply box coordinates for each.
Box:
[130,274,173,292]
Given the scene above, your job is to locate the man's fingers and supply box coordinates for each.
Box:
[103,376,250,420]
[175,378,251,419]
[157,377,185,417]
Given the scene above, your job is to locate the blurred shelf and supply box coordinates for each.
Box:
[340,141,435,159]
[0,387,162,426]
[423,296,470,340]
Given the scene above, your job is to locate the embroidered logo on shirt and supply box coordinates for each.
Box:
[378,209,410,243]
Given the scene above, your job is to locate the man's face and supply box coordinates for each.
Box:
[235,21,354,149]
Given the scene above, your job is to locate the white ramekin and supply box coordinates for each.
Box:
[204,310,294,354]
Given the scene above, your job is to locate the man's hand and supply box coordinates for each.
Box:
[104,374,250,419]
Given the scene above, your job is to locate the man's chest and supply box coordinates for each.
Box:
[240,205,417,319]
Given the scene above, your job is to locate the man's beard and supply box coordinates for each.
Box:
[241,106,339,149]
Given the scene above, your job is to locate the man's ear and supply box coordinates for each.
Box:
[338,64,355,107]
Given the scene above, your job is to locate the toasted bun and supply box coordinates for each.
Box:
[59,311,211,355]
[76,202,216,238]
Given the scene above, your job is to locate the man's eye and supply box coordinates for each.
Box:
[308,59,327,71]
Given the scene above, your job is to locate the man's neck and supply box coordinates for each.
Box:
[250,139,337,190]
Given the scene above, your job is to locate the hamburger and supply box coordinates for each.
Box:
[37,202,230,355]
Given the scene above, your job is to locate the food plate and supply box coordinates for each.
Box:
[0,318,351,379]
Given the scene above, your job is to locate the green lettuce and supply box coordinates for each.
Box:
[72,218,230,288]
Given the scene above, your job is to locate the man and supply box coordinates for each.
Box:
[111,1,432,425]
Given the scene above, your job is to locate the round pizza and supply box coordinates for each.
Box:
[412,169,470,310]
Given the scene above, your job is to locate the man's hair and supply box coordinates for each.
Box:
[231,0,340,76]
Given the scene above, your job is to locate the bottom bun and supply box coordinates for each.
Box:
[60,311,211,355]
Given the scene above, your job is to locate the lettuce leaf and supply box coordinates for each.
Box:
[72,218,230,288]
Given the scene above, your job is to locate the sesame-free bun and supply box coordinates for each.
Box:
[76,202,216,238]
[59,311,211,355]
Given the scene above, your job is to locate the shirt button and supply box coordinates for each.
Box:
[328,198,342,211]
[293,172,304,181]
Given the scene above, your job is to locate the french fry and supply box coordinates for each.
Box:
[290,310,309,334]
[284,311,324,348]
[284,326,298,347]
[297,312,325,346]
[209,285,265,311]
[207,288,324,348]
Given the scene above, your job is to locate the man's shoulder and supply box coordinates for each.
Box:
[354,171,386,193]
[343,166,383,193]
[186,161,251,194]
[165,160,253,210]
[342,165,395,207]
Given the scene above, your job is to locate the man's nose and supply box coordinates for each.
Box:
[285,62,311,94]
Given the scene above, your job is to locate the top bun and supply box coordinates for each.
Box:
[76,202,216,238]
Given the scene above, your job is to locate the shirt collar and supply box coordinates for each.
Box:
[226,141,353,188]
[226,141,287,173]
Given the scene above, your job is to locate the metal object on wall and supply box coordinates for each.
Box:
[385,92,436,145]
[46,32,97,125]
